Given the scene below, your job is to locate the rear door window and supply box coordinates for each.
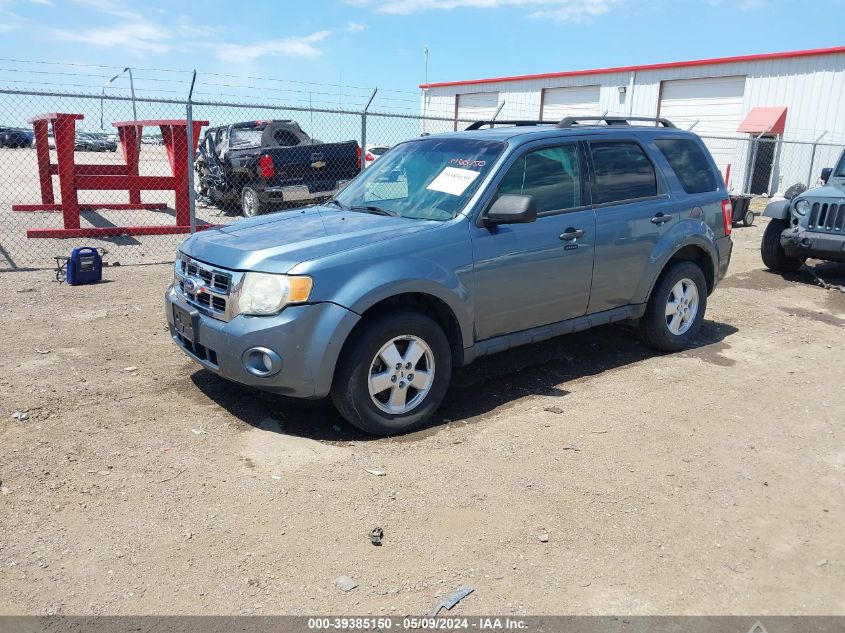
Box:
[589,141,658,205]
[654,137,718,194]
[498,144,583,213]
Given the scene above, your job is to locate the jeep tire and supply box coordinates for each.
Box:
[640,261,708,353]
[331,310,452,436]
[761,218,805,272]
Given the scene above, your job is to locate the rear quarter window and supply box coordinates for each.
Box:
[654,137,719,194]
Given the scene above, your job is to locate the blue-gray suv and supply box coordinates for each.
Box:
[166,116,733,435]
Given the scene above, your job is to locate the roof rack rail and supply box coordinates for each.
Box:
[465,120,548,130]
[556,116,676,129]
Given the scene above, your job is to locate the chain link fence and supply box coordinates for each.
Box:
[695,134,844,197]
[1,87,842,272]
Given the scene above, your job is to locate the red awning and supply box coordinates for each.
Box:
[737,107,788,135]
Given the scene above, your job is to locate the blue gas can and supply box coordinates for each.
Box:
[66,247,102,285]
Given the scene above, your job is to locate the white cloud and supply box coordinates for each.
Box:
[214,31,333,62]
[706,0,768,8]
[348,0,618,20]
[51,18,173,54]
[209,23,368,62]
[45,0,365,60]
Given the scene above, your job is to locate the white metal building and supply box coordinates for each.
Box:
[420,46,845,194]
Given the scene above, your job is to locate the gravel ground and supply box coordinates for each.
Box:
[1,218,844,616]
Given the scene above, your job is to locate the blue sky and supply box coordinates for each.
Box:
[1,0,844,111]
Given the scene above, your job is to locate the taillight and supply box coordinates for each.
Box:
[259,154,274,179]
[365,152,375,162]
[356,146,363,168]
[721,199,732,236]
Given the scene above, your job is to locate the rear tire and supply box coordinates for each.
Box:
[331,310,452,436]
[640,261,707,353]
[241,186,264,218]
[761,218,804,272]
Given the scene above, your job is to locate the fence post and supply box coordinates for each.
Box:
[361,88,378,173]
[770,137,783,195]
[745,136,759,194]
[186,70,197,233]
[807,131,828,186]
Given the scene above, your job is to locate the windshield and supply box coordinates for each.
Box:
[229,128,264,148]
[333,137,505,221]
[834,150,845,178]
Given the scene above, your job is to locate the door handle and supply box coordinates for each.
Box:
[559,228,584,240]
[651,213,672,225]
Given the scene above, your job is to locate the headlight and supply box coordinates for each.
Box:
[794,199,810,216]
[237,272,312,316]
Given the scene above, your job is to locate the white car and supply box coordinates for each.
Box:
[364,144,390,168]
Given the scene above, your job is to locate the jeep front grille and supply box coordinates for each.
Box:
[808,202,845,233]
[174,255,243,322]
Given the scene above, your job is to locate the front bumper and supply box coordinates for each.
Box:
[780,225,845,262]
[165,285,360,398]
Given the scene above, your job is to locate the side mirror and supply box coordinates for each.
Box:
[484,194,537,226]
[820,167,832,184]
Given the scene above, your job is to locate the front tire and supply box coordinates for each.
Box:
[761,218,804,272]
[640,261,707,352]
[331,310,452,436]
[241,186,264,218]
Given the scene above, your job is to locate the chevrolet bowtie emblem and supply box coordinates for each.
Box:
[311,160,326,169]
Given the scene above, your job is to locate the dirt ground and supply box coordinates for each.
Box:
[1,218,844,616]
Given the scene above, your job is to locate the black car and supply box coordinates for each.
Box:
[0,127,34,148]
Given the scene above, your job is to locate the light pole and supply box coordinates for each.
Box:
[108,67,139,155]
[109,67,138,123]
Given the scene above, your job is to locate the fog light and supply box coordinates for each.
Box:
[242,347,282,377]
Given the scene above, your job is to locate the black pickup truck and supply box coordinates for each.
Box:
[195,120,361,217]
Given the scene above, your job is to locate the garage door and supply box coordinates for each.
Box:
[658,76,746,134]
[659,76,746,182]
[455,92,499,130]
[541,85,600,122]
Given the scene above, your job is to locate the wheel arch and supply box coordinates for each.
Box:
[643,240,717,303]
[340,291,466,370]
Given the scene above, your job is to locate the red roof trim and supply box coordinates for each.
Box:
[419,45,845,89]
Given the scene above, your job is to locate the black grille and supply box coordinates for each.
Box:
[808,202,844,232]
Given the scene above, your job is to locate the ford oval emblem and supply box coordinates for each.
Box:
[183,277,197,293]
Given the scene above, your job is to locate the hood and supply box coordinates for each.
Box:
[800,182,845,200]
[182,206,439,273]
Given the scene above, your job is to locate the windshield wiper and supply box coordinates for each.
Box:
[325,199,349,210]
[349,205,397,217]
